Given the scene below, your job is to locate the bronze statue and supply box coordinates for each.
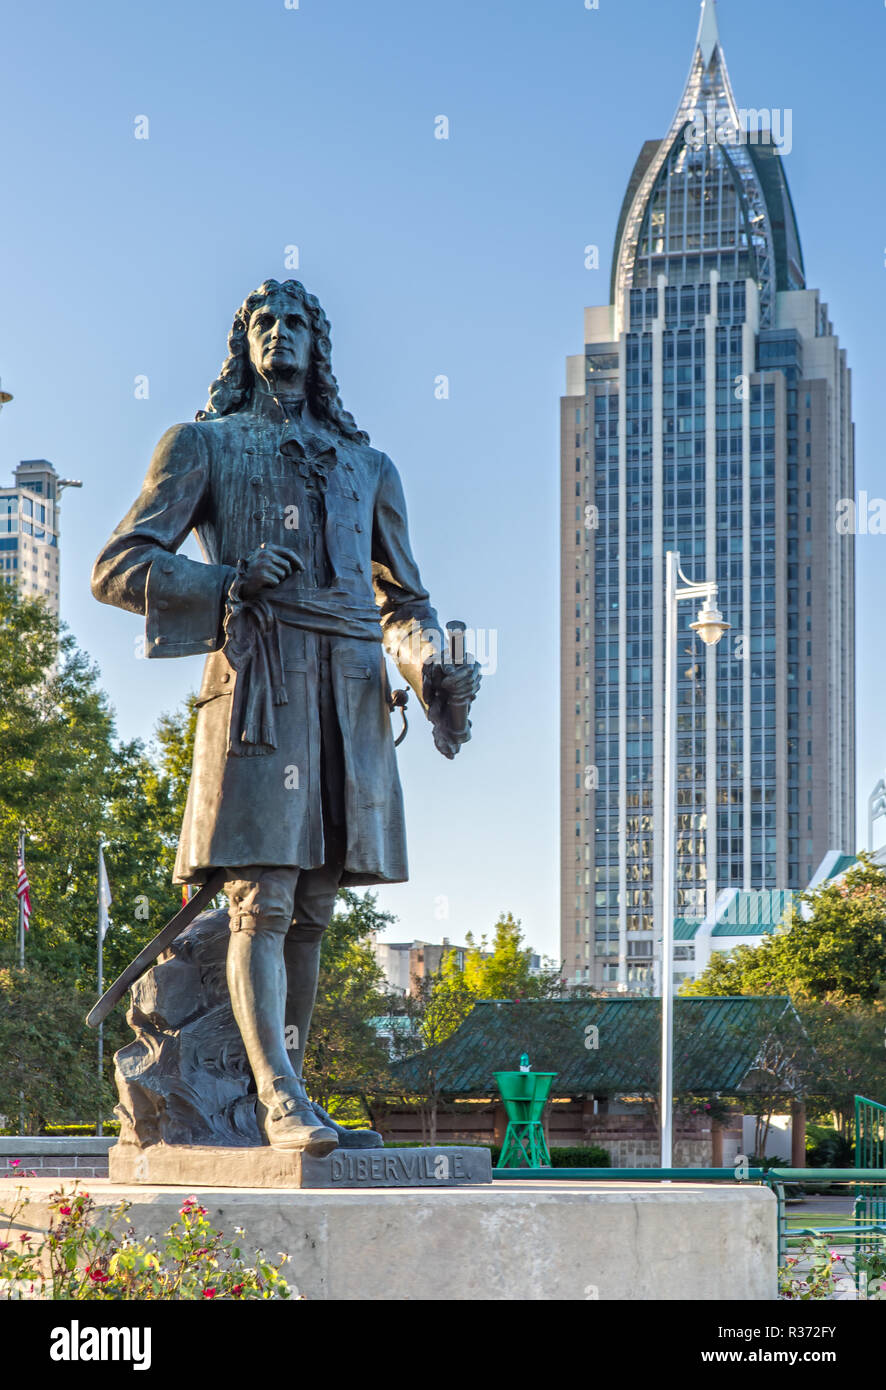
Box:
[92,279,480,1154]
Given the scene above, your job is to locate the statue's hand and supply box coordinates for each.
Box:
[240,543,303,598]
[424,659,482,759]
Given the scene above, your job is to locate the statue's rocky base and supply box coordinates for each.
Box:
[109,1142,492,1189]
[113,908,266,1148]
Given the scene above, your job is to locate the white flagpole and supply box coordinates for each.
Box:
[17,828,25,970]
[18,829,25,1135]
[97,841,112,1137]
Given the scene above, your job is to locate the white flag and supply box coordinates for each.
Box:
[98,843,113,942]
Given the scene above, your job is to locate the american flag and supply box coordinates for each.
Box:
[16,837,31,932]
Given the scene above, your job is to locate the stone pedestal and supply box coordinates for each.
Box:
[10,1178,777,1300]
[108,1142,491,1189]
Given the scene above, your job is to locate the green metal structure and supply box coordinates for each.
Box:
[493,1167,764,1182]
[495,1069,556,1169]
[765,1167,886,1270]
[855,1094,886,1230]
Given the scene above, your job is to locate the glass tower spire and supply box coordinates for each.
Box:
[560,2,855,994]
[613,0,800,334]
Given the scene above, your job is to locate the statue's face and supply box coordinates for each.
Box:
[246,292,312,387]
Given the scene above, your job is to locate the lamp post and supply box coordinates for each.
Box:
[660,551,729,1168]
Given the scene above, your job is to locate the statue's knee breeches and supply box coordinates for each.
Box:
[225,867,300,934]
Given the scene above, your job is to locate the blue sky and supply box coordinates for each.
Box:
[1,0,884,959]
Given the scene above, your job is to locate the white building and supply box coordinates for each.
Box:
[0,460,69,614]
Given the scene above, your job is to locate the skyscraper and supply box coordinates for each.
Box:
[560,0,855,992]
[0,459,65,613]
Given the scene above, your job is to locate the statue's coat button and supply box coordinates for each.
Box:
[162,563,174,575]
[253,509,263,520]
[250,475,261,486]
[157,599,169,611]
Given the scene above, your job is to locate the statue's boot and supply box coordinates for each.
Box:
[227,930,337,1155]
[256,1076,338,1156]
[304,1091,384,1149]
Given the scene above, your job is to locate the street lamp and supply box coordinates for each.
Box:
[0,379,13,412]
[660,551,729,1168]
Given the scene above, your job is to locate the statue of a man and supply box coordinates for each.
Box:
[92,279,480,1154]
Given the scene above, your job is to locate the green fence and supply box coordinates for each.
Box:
[492,1167,764,1182]
[765,1167,886,1270]
[855,1094,886,1231]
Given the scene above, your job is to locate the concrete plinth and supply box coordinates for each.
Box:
[7,1178,777,1300]
[108,1142,491,1189]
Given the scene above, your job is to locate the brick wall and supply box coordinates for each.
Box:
[372,1101,743,1167]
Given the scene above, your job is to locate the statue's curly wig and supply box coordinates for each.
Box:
[196,279,369,444]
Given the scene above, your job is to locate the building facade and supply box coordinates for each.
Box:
[560,1,855,992]
[0,459,64,613]
[371,935,543,998]
[371,937,470,998]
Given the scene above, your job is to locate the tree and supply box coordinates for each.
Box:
[0,959,106,1131]
[392,913,562,1143]
[462,913,563,1002]
[0,584,183,988]
[0,585,201,1126]
[795,998,886,1133]
[394,949,476,1145]
[682,856,886,1005]
[683,856,886,1134]
[0,586,119,980]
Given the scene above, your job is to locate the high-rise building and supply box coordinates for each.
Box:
[0,460,65,612]
[560,0,855,992]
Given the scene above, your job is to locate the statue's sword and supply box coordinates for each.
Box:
[85,870,227,1029]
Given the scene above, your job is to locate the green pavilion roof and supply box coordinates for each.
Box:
[388,997,812,1099]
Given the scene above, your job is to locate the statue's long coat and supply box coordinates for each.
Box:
[92,394,442,886]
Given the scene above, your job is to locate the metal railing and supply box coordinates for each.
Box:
[855,1095,886,1231]
[764,1168,886,1268]
[492,1166,765,1182]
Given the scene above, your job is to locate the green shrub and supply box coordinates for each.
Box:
[549,1145,610,1168]
[805,1124,855,1169]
